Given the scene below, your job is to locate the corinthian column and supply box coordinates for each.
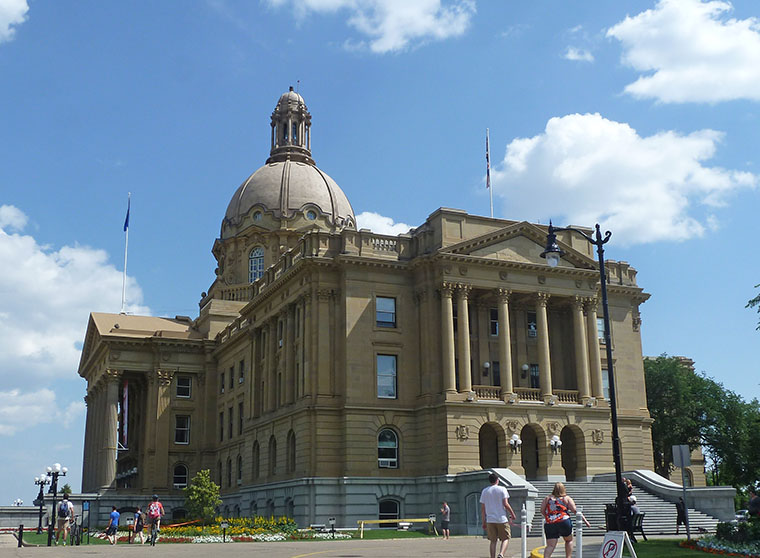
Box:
[456,285,472,393]
[573,296,591,401]
[585,298,605,399]
[497,289,513,396]
[440,283,456,394]
[535,293,553,399]
[101,369,121,489]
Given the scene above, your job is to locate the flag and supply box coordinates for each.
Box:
[485,130,491,189]
[123,194,130,232]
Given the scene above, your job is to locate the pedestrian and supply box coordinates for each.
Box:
[541,482,591,558]
[55,494,75,545]
[133,506,146,544]
[629,495,640,516]
[147,494,165,544]
[440,501,450,540]
[480,472,516,558]
[749,488,760,518]
[675,497,686,534]
[106,505,120,545]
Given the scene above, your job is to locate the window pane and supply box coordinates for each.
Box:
[173,465,188,487]
[377,376,396,398]
[376,297,396,327]
[249,247,265,282]
[175,416,190,444]
[489,308,499,336]
[601,369,610,400]
[527,312,537,338]
[177,376,191,398]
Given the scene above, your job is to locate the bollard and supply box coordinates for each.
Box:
[521,504,528,558]
[542,517,546,548]
[576,506,583,558]
[18,524,23,548]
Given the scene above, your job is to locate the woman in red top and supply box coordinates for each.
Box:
[541,482,591,558]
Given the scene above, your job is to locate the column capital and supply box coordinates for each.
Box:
[157,369,175,386]
[497,288,512,303]
[104,369,122,383]
[584,297,599,312]
[573,296,586,310]
[440,282,456,298]
[455,284,472,299]
[536,292,551,307]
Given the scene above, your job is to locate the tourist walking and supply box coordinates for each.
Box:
[133,506,146,544]
[675,497,687,534]
[106,506,120,545]
[480,472,516,558]
[55,494,75,545]
[440,501,450,539]
[541,482,591,558]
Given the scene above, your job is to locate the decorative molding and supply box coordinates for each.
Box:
[455,284,472,299]
[440,282,456,298]
[157,369,175,386]
[536,292,550,307]
[499,270,508,281]
[458,265,468,276]
[104,369,121,382]
[506,420,519,433]
[547,421,561,434]
[538,275,546,285]
[455,425,470,441]
[591,429,604,444]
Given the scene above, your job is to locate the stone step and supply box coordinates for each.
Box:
[525,481,720,535]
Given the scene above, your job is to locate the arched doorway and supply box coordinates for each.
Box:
[479,423,503,469]
[560,426,587,481]
[521,424,547,480]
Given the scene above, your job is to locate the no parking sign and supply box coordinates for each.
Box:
[599,531,637,558]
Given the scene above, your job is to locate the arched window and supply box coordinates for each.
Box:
[267,499,275,517]
[269,435,277,476]
[252,441,260,480]
[379,499,400,528]
[287,430,296,473]
[217,460,222,487]
[173,464,188,488]
[249,247,265,283]
[285,497,294,518]
[378,429,399,469]
[250,501,258,517]
[234,504,240,518]
[237,454,243,485]
[226,458,232,487]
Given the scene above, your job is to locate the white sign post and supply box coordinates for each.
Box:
[673,444,692,540]
[598,531,637,558]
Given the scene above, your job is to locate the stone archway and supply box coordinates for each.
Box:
[560,425,587,481]
[520,424,548,480]
[479,422,505,469]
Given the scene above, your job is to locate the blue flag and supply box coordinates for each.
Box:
[123,196,130,232]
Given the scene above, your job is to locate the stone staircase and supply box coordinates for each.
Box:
[527,481,720,536]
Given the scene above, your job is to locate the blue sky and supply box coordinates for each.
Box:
[1,0,759,505]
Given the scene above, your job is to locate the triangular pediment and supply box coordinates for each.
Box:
[441,221,595,269]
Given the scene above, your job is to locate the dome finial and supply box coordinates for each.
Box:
[268,88,313,165]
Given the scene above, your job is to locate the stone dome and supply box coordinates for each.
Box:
[222,88,355,236]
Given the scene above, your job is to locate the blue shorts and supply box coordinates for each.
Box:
[544,518,573,539]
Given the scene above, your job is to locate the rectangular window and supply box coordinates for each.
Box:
[176,376,191,398]
[527,312,538,338]
[229,366,234,389]
[219,412,224,442]
[492,361,501,387]
[174,415,190,444]
[530,364,540,389]
[377,354,397,399]
[489,308,499,336]
[376,297,396,328]
[278,320,284,348]
[220,372,225,394]
[239,360,245,384]
[228,406,233,439]
[238,402,244,436]
[597,317,606,343]
[601,369,610,400]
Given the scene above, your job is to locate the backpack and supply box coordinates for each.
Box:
[148,502,161,519]
[58,501,70,518]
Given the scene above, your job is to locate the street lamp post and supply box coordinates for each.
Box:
[34,474,50,534]
[540,222,630,533]
[45,463,67,547]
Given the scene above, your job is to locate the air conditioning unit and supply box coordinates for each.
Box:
[378,459,395,468]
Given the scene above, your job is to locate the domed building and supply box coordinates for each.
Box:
[77,88,664,530]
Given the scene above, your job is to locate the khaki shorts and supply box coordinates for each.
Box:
[486,522,511,542]
[57,518,70,529]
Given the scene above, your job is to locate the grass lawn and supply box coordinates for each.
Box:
[624,539,710,557]
[20,531,111,546]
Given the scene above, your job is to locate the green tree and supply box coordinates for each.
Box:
[183,469,221,524]
[748,284,760,330]
[61,483,72,495]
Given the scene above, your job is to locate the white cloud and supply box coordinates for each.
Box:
[564,47,594,62]
[607,0,760,103]
[492,113,757,245]
[0,205,150,383]
[356,211,412,235]
[266,0,475,53]
[0,389,84,436]
[0,0,28,43]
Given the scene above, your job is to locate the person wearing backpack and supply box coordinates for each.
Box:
[133,506,146,544]
[147,495,165,543]
[55,494,75,545]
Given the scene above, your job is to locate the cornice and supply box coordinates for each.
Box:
[432,252,599,279]
[333,255,409,271]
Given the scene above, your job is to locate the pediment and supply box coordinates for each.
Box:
[441,221,595,269]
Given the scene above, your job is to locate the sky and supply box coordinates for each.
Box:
[1,0,759,505]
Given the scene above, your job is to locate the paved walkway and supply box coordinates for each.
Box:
[0,534,626,557]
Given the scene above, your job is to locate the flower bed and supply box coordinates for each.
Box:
[683,536,760,557]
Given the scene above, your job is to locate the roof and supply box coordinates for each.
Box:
[89,312,203,340]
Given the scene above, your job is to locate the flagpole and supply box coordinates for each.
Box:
[121,193,130,314]
[486,128,493,218]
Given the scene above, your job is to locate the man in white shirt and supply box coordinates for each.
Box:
[480,473,517,558]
